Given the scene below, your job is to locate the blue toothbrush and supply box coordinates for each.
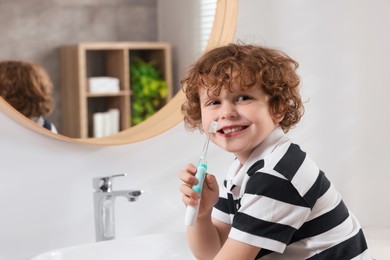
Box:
[185,121,218,225]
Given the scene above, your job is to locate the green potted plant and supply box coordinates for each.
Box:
[130,57,168,125]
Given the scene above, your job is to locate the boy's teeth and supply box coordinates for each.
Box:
[223,126,244,134]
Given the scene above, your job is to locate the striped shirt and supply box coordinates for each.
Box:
[212,127,370,259]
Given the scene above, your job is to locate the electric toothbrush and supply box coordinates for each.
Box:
[185,121,218,226]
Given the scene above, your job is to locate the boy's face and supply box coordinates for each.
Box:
[199,83,281,164]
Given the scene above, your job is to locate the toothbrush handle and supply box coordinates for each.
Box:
[184,163,207,225]
[192,163,207,193]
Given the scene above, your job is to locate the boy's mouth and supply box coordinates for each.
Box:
[219,125,247,134]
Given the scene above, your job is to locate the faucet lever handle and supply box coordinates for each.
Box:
[92,173,127,192]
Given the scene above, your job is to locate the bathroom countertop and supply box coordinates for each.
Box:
[363,226,390,259]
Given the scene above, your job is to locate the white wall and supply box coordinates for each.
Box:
[235,0,390,227]
[0,110,233,260]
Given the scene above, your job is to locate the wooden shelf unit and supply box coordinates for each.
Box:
[60,42,173,139]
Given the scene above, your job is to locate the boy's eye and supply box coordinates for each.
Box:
[206,100,220,106]
[236,95,252,102]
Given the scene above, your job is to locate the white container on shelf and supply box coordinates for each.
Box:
[88,77,120,93]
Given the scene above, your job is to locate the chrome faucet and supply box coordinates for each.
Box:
[93,174,143,241]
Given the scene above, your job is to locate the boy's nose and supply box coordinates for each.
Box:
[220,103,238,119]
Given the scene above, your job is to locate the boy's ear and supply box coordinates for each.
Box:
[273,115,284,124]
[272,111,285,124]
[271,102,286,124]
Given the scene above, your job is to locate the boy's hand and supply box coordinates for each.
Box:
[179,163,219,217]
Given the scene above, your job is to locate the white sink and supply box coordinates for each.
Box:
[31,229,390,259]
[31,232,194,260]
[365,227,390,259]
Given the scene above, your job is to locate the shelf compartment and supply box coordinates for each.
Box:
[60,42,172,139]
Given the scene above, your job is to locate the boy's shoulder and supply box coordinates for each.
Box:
[245,142,323,207]
[272,142,308,181]
[250,140,317,182]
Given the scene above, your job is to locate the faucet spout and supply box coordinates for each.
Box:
[127,190,143,201]
[110,190,143,201]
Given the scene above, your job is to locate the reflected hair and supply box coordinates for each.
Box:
[181,43,304,133]
[0,60,54,118]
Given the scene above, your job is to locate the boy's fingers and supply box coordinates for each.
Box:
[180,184,201,199]
[179,171,198,186]
[185,163,197,174]
[180,185,200,206]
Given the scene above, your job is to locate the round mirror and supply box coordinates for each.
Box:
[0,0,237,145]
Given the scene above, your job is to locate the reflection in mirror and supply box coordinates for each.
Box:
[0,0,238,145]
[0,0,216,139]
[0,60,59,133]
[158,0,218,93]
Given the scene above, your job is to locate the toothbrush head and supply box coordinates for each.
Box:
[208,121,218,134]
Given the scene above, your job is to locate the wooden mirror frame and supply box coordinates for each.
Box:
[0,0,237,146]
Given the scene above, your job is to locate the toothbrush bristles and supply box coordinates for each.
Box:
[209,121,218,133]
[200,121,217,159]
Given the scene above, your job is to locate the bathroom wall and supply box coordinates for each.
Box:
[235,0,390,227]
[0,0,158,130]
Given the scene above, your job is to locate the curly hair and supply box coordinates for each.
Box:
[181,43,304,133]
[0,60,54,118]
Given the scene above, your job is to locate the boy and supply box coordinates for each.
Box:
[178,43,370,259]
